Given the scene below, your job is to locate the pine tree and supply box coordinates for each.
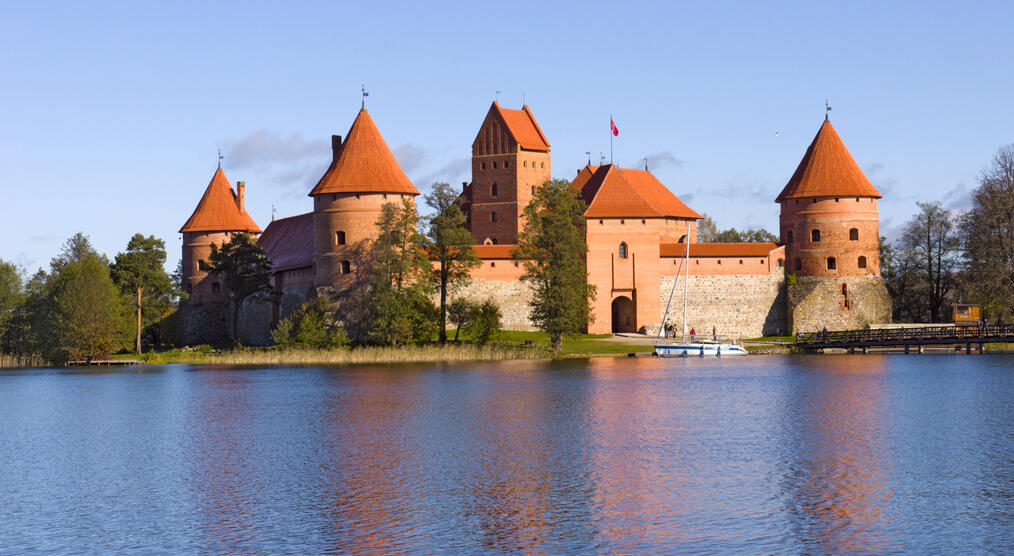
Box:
[111,234,173,353]
[513,179,595,351]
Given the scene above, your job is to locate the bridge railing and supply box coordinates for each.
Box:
[795,324,1014,347]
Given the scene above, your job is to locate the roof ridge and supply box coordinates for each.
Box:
[521,105,550,149]
[610,166,664,217]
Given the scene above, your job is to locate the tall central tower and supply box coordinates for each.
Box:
[467,101,550,245]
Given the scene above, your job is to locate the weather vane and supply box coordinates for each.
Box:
[825,99,832,121]
[218,148,223,169]
[585,151,591,165]
[362,84,369,109]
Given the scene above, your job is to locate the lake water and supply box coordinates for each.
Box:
[1,355,1013,553]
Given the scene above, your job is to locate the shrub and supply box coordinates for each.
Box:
[272,298,350,349]
[463,298,503,345]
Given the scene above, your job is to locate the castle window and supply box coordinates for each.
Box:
[541,162,545,168]
[812,198,817,203]
[794,258,802,270]
[739,260,743,264]
[491,212,498,223]
[493,162,497,169]
[618,242,628,259]
[513,261,519,267]
[332,194,337,201]
[198,260,209,271]
[835,198,839,202]
[481,162,486,170]
[842,283,848,295]
[787,230,794,244]
[858,256,868,269]
[524,161,528,168]
[340,260,351,274]
[491,237,498,245]
[827,257,837,270]
[795,199,799,205]
[336,231,346,245]
[811,229,821,242]
[355,194,360,199]
[718,260,722,265]
[211,282,220,293]
[599,220,604,225]
[641,219,646,225]
[531,186,535,195]
[383,194,387,199]
[491,262,496,268]
[620,219,625,225]
[849,228,859,241]
[856,198,860,202]
[777,259,784,267]
[504,161,509,168]
[491,183,498,197]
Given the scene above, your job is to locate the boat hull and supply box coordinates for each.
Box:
[654,342,748,357]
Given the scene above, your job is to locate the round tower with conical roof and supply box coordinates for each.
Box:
[308,108,420,289]
[179,166,262,303]
[776,116,891,332]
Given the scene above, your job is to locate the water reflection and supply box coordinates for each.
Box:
[781,355,897,553]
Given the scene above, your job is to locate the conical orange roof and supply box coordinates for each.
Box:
[179,168,262,233]
[775,118,881,202]
[580,165,701,219]
[309,109,419,196]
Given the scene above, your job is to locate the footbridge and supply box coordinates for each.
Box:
[795,324,1014,354]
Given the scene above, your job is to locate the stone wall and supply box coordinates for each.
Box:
[787,276,891,333]
[444,278,537,331]
[657,273,787,339]
[177,300,231,345]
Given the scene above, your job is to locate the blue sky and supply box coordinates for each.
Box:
[3,1,1012,272]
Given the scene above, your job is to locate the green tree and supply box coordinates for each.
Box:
[698,215,778,243]
[881,235,921,322]
[462,298,502,345]
[447,297,473,342]
[900,201,960,322]
[0,260,24,345]
[209,232,273,342]
[424,182,480,343]
[960,144,1014,321]
[51,254,130,361]
[697,214,718,242]
[513,179,595,351]
[365,199,438,346]
[111,234,173,353]
[271,297,350,349]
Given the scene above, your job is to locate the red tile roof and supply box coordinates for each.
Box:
[179,168,262,233]
[493,102,550,152]
[775,119,881,202]
[660,242,779,257]
[474,244,516,259]
[570,164,599,192]
[257,212,313,272]
[579,165,701,219]
[309,109,420,196]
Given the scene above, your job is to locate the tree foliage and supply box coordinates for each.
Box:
[960,144,1014,320]
[697,213,778,243]
[51,253,130,361]
[209,232,273,342]
[271,297,349,349]
[901,202,960,322]
[111,234,173,353]
[365,199,438,346]
[513,179,595,351]
[0,260,24,344]
[424,182,480,343]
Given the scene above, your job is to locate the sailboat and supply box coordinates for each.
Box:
[654,224,747,357]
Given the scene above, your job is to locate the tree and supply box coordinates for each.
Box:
[208,232,273,342]
[424,182,480,343]
[365,199,438,346]
[900,201,960,322]
[697,215,778,243]
[51,254,130,361]
[960,144,1014,321]
[0,259,24,345]
[513,179,595,351]
[111,234,173,353]
[271,297,349,349]
[462,298,502,345]
[697,214,718,242]
[447,297,473,342]
[881,235,921,322]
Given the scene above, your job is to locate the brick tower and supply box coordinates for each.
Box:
[178,165,262,343]
[308,107,419,289]
[777,115,891,332]
[465,102,550,245]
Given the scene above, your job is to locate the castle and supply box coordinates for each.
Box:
[177,102,891,345]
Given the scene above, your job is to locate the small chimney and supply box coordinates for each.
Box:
[462,181,468,191]
[236,181,245,212]
[332,135,343,161]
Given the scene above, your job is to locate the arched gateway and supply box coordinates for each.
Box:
[611,296,635,333]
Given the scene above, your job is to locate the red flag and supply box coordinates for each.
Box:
[610,117,619,136]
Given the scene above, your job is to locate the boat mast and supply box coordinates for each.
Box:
[682,221,689,342]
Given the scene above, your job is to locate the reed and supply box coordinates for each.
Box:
[0,353,46,368]
[150,343,550,365]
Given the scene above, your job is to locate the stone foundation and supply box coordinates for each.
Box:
[657,273,787,339]
[787,276,891,333]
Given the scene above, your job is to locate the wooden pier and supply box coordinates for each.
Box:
[66,359,144,366]
[795,324,1014,354]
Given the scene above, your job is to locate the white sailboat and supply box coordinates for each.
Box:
[654,224,747,357]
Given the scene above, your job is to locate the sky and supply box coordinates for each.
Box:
[3,1,1013,273]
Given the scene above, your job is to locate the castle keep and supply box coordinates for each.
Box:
[178,102,890,344]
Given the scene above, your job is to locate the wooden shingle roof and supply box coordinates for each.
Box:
[179,168,262,234]
[775,118,881,202]
[309,109,419,196]
[579,165,701,219]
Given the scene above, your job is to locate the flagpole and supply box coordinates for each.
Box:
[609,114,613,164]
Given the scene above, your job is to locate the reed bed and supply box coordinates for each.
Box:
[0,353,46,368]
[154,343,550,365]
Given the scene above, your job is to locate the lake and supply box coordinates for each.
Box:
[1,355,1013,553]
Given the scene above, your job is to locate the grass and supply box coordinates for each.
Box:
[494,330,654,356]
[743,335,795,343]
